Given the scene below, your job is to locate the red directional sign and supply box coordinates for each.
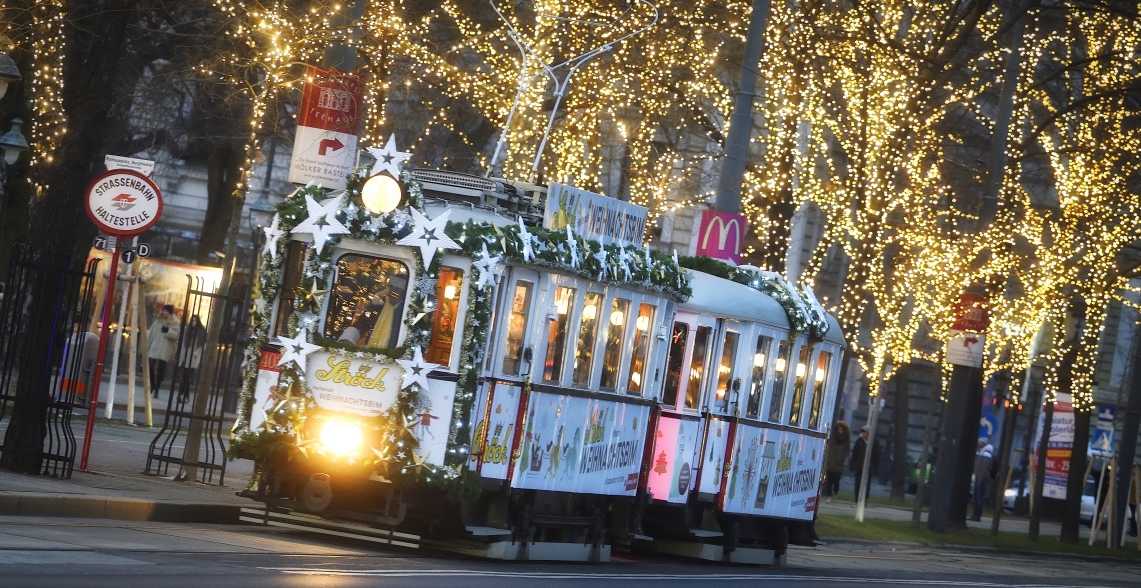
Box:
[288,66,365,190]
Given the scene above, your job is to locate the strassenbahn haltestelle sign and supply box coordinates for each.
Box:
[84,169,163,236]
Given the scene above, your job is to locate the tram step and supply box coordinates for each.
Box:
[646,539,776,565]
[463,526,513,538]
[687,528,724,539]
[238,507,420,549]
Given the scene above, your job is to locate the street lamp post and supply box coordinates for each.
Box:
[0,117,29,243]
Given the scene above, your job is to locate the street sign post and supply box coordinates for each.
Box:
[79,168,163,472]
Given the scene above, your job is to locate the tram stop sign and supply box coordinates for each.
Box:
[84,168,163,236]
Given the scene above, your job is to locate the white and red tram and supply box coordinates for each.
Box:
[239,168,844,564]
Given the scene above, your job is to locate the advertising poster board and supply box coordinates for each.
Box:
[413,378,456,466]
[472,382,523,480]
[720,423,824,520]
[1037,393,1074,499]
[306,351,402,416]
[87,249,224,329]
[288,66,365,190]
[512,390,650,496]
[698,418,730,495]
[543,183,648,247]
[646,413,700,503]
[249,348,281,431]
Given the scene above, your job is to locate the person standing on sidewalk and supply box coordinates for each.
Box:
[176,315,207,402]
[824,421,851,502]
[147,304,179,398]
[972,437,995,521]
[850,425,881,502]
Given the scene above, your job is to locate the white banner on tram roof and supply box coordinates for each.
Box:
[472,382,523,480]
[720,423,824,521]
[543,183,648,247]
[698,418,731,495]
[647,414,700,503]
[512,390,651,496]
[306,351,402,417]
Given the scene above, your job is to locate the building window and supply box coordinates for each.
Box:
[746,334,773,419]
[543,286,575,382]
[502,280,533,376]
[788,345,812,426]
[426,267,465,367]
[713,331,739,413]
[809,351,832,429]
[685,325,712,410]
[600,297,631,390]
[662,322,689,407]
[626,303,655,395]
[768,340,791,422]
[273,241,308,338]
[572,292,603,387]
[322,254,409,350]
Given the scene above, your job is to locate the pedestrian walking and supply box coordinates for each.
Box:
[972,437,995,521]
[851,425,881,502]
[176,315,206,402]
[147,304,179,397]
[824,421,851,502]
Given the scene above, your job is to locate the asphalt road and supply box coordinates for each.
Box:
[0,515,1134,588]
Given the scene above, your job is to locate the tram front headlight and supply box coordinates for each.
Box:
[320,419,363,455]
[361,173,402,215]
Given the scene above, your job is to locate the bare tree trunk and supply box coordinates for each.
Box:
[197,145,244,265]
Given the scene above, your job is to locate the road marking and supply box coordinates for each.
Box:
[807,553,926,561]
[259,568,1114,587]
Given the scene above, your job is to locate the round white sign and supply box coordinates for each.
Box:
[84,169,163,236]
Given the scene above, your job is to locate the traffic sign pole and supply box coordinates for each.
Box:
[79,237,121,472]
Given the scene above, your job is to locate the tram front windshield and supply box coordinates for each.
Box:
[323,254,410,350]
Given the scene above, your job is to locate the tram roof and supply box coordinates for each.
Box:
[684,270,847,349]
[425,199,519,229]
[683,269,790,330]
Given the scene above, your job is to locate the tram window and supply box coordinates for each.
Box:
[572,292,603,387]
[788,345,813,426]
[426,267,465,367]
[626,303,655,395]
[484,277,505,372]
[543,286,576,382]
[746,334,773,419]
[322,254,409,350]
[809,350,832,429]
[767,340,791,422]
[685,326,712,410]
[713,331,739,413]
[272,241,308,338]
[502,281,533,375]
[599,298,632,390]
[662,323,689,407]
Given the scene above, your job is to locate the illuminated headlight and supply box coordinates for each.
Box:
[1004,488,1017,498]
[320,420,362,455]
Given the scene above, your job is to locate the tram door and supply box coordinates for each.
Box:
[695,317,743,498]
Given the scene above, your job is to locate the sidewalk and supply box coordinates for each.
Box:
[0,416,260,523]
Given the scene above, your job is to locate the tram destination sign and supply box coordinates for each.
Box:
[84,169,163,237]
[544,183,647,247]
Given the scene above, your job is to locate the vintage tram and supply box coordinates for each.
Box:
[236,159,844,564]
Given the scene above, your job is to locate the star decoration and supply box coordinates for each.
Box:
[262,214,284,262]
[371,446,392,462]
[293,193,350,253]
[472,242,501,288]
[396,207,460,267]
[276,331,321,372]
[253,297,269,315]
[366,135,412,179]
[395,346,440,391]
[408,450,429,471]
[617,247,632,279]
[566,225,580,268]
[415,275,437,298]
[297,279,330,308]
[368,214,387,234]
[516,217,535,262]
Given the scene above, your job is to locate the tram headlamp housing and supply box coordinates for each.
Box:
[361,173,402,215]
[320,419,363,456]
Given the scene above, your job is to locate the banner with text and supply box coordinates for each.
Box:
[646,413,701,503]
[543,183,648,247]
[306,351,402,417]
[512,390,651,496]
[471,381,523,480]
[719,423,824,521]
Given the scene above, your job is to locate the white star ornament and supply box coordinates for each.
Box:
[293,193,350,253]
[396,346,441,391]
[366,135,412,179]
[396,207,460,267]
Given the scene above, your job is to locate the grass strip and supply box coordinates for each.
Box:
[815,513,1141,560]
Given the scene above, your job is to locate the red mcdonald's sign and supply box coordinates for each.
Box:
[696,210,746,265]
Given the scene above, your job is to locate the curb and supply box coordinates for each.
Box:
[0,493,242,524]
[818,536,1140,563]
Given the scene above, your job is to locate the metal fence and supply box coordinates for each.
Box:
[145,276,246,485]
[0,250,100,478]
